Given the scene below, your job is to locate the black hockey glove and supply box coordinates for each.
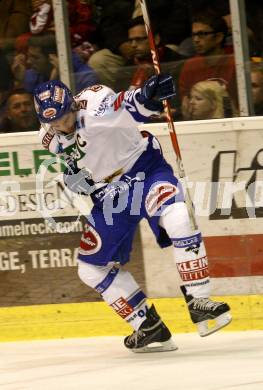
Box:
[137,73,176,111]
[143,74,176,101]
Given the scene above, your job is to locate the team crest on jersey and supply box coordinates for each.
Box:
[63,142,85,162]
[79,224,102,255]
[145,183,178,216]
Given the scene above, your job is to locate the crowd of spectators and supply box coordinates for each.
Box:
[0,0,263,133]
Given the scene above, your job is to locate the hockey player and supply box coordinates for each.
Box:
[34,75,231,353]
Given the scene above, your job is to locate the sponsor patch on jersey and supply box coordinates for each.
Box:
[43,107,57,119]
[79,224,102,255]
[145,183,178,216]
[110,297,134,319]
[42,131,55,149]
[176,256,209,281]
[94,96,112,116]
[38,90,51,100]
[54,86,65,104]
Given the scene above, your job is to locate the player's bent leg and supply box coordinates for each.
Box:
[159,202,232,336]
[78,260,177,352]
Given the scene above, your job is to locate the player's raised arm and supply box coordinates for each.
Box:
[117,74,176,122]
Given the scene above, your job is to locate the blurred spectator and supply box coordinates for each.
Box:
[127,16,185,89]
[29,0,97,41]
[187,0,233,54]
[11,33,99,94]
[0,49,14,116]
[179,12,238,114]
[245,0,263,59]
[88,41,133,89]
[73,40,97,64]
[182,79,237,120]
[67,0,97,46]
[17,1,97,60]
[187,0,263,57]
[89,1,190,89]
[0,0,31,45]
[132,0,191,47]
[250,63,263,116]
[132,0,142,18]
[30,0,53,35]
[88,1,134,89]
[0,88,39,132]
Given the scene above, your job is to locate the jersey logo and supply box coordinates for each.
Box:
[145,183,178,216]
[63,143,85,161]
[79,225,102,255]
[76,133,87,148]
[76,100,87,110]
[42,131,55,149]
[94,96,112,116]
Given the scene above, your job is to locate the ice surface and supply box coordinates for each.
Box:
[1,331,262,390]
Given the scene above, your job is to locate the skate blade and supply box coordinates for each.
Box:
[197,312,232,337]
[131,339,178,353]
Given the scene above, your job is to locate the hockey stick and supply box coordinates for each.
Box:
[139,0,198,230]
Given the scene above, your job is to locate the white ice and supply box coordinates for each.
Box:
[1,331,263,390]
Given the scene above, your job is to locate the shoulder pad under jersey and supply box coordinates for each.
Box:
[74,84,116,113]
[39,124,61,153]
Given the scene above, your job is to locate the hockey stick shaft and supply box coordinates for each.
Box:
[139,0,198,230]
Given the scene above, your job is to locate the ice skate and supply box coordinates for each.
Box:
[124,305,178,353]
[181,287,232,337]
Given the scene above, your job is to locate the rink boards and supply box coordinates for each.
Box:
[139,117,263,298]
[0,117,263,340]
[0,296,262,341]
